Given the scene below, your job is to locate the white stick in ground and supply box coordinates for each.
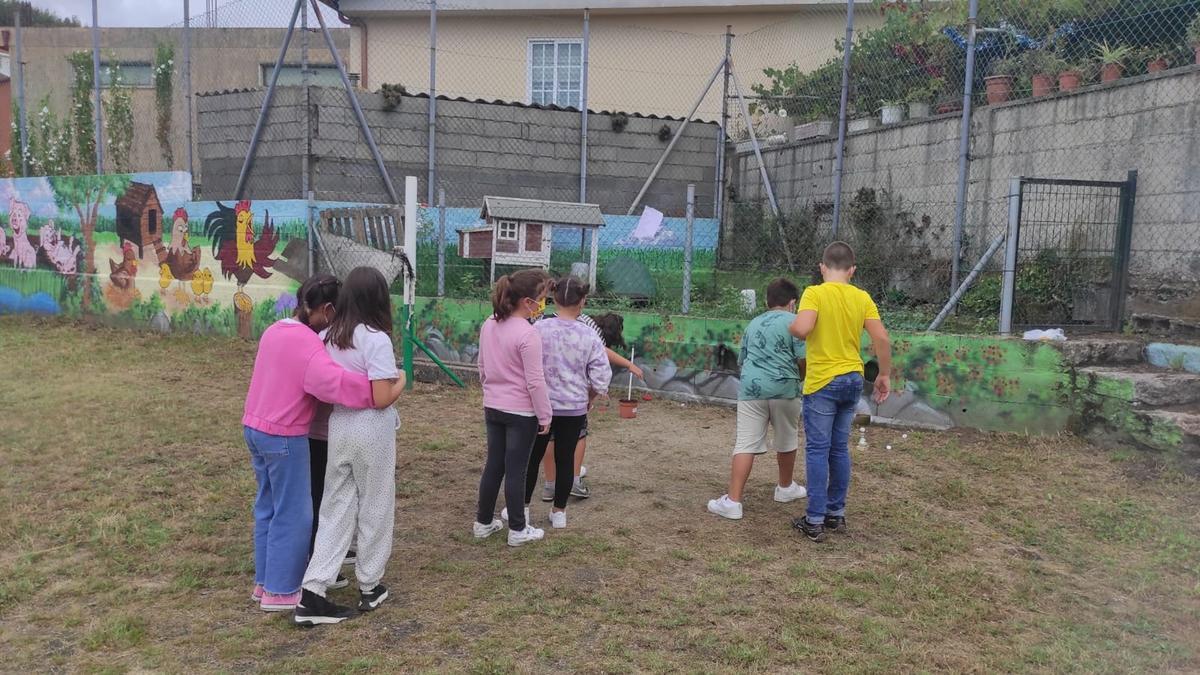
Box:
[627,345,636,400]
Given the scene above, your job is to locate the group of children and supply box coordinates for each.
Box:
[708,241,892,541]
[240,239,891,627]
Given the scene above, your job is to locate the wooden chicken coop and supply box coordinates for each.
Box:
[115,182,164,258]
[459,196,605,287]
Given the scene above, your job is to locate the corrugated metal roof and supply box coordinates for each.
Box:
[481,196,605,227]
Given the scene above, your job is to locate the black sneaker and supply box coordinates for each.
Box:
[824,515,846,534]
[343,550,357,567]
[792,516,826,542]
[292,589,354,627]
[359,584,389,612]
[329,574,349,590]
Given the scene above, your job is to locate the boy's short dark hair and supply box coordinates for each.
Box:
[765,277,800,308]
[822,241,856,271]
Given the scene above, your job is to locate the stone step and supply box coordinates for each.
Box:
[1135,407,1200,470]
[1131,313,1200,341]
[1076,367,1200,408]
[1055,337,1145,367]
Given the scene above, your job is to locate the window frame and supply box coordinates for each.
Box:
[497,220,519,242]
[99,61,153,88]
[259,63,343,87]
[526,38,584,109]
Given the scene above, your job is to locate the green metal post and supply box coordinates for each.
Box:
[402,303,415,390]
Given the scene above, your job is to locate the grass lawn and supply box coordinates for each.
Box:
[1,318,1198,673]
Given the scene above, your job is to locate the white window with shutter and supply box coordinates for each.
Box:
[497,220,519,241]
[528,39,583,109]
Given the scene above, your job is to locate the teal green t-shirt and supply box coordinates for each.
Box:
[737,309,806,401]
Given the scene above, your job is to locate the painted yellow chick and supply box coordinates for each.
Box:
[159,262,174,293]
[191,268,215,304]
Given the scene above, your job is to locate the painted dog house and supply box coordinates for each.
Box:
[459,196,605,286]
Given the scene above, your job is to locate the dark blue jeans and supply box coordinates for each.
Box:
[803,372,864,524]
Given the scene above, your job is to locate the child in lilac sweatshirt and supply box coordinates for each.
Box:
[523,276,612,529]
[242,313,403,612]
[473,269,554,547]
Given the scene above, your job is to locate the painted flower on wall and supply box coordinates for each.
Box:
[273,293,297,317]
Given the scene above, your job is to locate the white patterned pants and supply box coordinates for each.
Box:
[302,406,397,595]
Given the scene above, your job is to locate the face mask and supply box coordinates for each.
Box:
[532,297,547,318]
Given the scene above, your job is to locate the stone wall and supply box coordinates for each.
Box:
[197,87,719,217]
[729,66,1200,325]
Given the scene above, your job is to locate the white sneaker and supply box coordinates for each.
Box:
[473,519,504,539]
[507,525,545,547]
[774,482,808,503]
[579,465,588,478]
[549,510,567,529]
[500,506,531,523]
[707,495,743,520]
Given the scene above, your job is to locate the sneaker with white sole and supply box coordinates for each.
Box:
[507,525,545,547]
[774,482,808,503]
[549,510,567,529]
[328,574,349,590]
[358,584,389,612]
[500,506,531,524]
[570,480,591,499]
[707,495,744,520]
[260,590,301,612]
[541,482,555,502]
[292,589,353,626]
[343,550,357,567]
[473,518,504,539]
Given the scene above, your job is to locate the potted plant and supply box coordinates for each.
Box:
[905,77,943,118]
[1142,45,1174,73]
[985,57,1021,104]
[1058,61,1089,93]
[379,83,406,111]
[1189,13,1200,64]
[880,99,905,125]
[1095,42,1134,83]
[1023,50,1064,97]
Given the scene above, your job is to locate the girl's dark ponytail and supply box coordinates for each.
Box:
[552,275,590,307]
[295,274,340,326]
[491,269,550,321]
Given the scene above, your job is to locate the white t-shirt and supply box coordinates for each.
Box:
[320,324,400,428]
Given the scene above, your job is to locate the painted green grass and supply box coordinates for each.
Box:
[1,318,1198,672]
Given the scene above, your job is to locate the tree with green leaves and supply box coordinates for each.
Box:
[66,51,96,174]
[0,1,80,27]
[49,175,132,311]
[154,44,176,168]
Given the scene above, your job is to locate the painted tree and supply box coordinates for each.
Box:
[49,174,132,311]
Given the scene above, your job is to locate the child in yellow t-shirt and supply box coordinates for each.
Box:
[788,241,892,542]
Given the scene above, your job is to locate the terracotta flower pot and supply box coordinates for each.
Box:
[1147,58,1169,73]
[1059,70,1083,92]
[937,101,963,115]
[618,399,638,419]
[984,75,1014,104]
[1031,73,1055,97]
[1100,63,1123,83]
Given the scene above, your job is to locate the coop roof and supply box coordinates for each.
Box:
[481,196,605,228]
[115,182,158,213]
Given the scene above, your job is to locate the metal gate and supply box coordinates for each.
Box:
[1000,171,1136,333]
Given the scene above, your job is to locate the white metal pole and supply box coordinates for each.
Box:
[437,188,446,297]
[830,0,854,236]
[301,0,310,202]
[580,8,590,202]
[405,176,419,306]
[951,0,981,293]
[427,0,438,206]
[683,184,695,314]
[999,177,1022,335]
[91,0,104,174]
[184,0,194,182]
[14,5,28,176]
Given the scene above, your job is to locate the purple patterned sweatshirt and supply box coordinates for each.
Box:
[535,315,613,416]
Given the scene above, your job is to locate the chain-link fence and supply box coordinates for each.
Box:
[6,0,1199,332]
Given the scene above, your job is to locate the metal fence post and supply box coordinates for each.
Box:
[437,188,446,297]
[580,8,590,203]
[301,0,310,202]
[714,26,731,225]
[1110,170,1138,331]
[184,0,194,184]
[683,184,695,314]
[830,0,854,237]
[91,0,104,174]
[951,0,980,294]
[999,177,1022,335]
[427,0,437,206]
[14,5,27,176]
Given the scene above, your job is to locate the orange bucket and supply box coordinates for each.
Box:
[618,399,638,419]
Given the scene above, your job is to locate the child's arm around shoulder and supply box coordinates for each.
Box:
[364,328,405,409]
[301,342,375,409]
[789,286,819,339]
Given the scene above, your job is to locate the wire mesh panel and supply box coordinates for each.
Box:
[1012,176,1135,331]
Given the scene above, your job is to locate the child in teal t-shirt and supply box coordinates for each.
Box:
[707,278,808,521]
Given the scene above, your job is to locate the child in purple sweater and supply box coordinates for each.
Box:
[523,277,612,529]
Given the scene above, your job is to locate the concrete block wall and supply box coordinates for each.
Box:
[198,87,719,217]
[731,67,1200,323]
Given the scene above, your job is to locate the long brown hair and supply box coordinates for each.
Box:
[492,269,550,321]
[324,266,393,349]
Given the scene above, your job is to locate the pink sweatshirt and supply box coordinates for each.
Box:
[243,320,375,437]
[478,315,552,427]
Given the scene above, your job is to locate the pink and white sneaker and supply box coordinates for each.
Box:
[251,584,265,603]
[260,590,301,612]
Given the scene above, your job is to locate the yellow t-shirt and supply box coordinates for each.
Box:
[798,282,880,395]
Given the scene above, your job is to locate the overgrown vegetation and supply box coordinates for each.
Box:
[103,61,135,173]
[0,0,80,27]
[154,44,176,168]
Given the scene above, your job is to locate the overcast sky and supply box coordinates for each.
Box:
[29,0,344,28]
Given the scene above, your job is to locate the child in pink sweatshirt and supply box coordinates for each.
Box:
[472,269,553,547]
[243,311,402,612]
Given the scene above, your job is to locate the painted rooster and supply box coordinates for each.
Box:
[155,208,202,295]
[109,241,140,290]
[203,200,277,311]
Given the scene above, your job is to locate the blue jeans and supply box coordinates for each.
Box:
[245,427,313,594]
[803,373,864,524]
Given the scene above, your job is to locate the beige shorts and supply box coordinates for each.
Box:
[732,398,803,455]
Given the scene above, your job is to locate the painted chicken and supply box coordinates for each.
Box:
[109,241,140,290]
[190,268,215,304]
[203,200,277,311]
[155,207,202,294]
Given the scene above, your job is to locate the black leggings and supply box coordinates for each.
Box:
[309,437,328,556]
[477,408,539,531]
[526,414,587,509]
